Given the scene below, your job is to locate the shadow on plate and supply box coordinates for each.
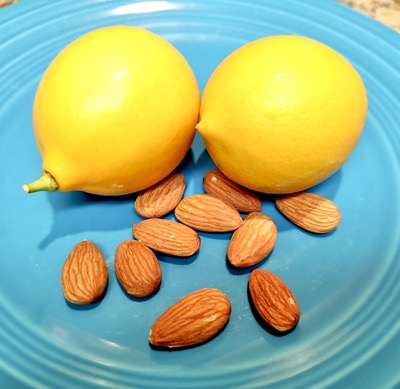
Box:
[194,147,343,236]
[114,275,162,303]
[37,150,198,249]
[155,250,200,266]
[64,281,109,311]
[38,144,343,250]
[225,246,275,276]
[247,284,298,337]
[148,318,230,352]
[38,190,138,249]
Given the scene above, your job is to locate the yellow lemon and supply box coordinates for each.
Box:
[24,26,200,195]
[197,35,368,194]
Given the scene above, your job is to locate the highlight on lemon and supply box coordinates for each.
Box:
[197,35,368,194]
[23,25,200,196]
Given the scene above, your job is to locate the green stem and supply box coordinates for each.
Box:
[22,172,59,193]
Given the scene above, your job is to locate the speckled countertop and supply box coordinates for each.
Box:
[1,0,399,32]
[337,0,400,31]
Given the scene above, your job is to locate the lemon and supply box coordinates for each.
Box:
[197,35,368,194]
[23,26,200,195]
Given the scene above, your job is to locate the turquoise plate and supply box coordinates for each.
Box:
[0,1,399,388]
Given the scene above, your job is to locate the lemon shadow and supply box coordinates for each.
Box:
[196,147,343,234]
[38,150,197,250]
[38,191,138,249]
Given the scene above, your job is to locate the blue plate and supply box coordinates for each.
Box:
[1,1,399,388]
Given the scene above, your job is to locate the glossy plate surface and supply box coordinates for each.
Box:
[0,1,399,388]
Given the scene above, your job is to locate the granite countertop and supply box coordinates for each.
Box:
[337,0,400,31]
[0,0,399,32]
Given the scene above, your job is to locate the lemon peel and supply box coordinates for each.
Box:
[198,35,368,194]
[23,26,200,195]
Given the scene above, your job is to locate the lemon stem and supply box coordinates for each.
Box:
[22,172,58,193]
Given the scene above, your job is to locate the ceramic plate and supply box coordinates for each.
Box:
[0,0,399,387]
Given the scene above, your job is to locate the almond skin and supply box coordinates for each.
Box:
[61,240,108,305]
[149,288,231,348]
[227,212,277,267]
[174,194,243,232]
[115,240,161,298]
[134,172,186,218]
[249,269,300,332]
[203,168,261,213]
[275,192,341,233]
[132,218,200,257]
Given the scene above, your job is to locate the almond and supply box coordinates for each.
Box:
[149,288,231,348]
[249,269,300,332]
[132,218,200,257]
[61,240,108,305]
[275,192,341,233]
[174,194,243,232]
[115,240,161,298]
[227,212,277,267]
[203,169,261,213]
[134,172,186,218]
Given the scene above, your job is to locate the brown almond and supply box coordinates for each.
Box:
[249,269,300,332]
[149,288,231,348]
[115,240,161,298]
[275,192,341,233]
[61,240,108,305]
[134,172,186,218]
[227,212,277,267]
[203,168,261,213]
[174,194,243,232]
[132,218,200,257]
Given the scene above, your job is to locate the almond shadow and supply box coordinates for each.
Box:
[65,280,109,311]
[148,318,230,352]
[247,283,298,337]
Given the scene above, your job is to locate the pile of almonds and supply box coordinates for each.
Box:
[61,168,341,349]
